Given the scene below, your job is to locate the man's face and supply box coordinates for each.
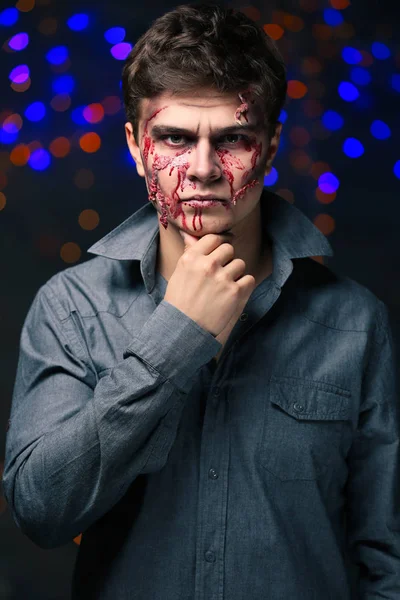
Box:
[125,88,281,237]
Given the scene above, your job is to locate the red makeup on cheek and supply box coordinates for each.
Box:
[241,140,263,183]
[142,107,166,163]
[215,148,245,196]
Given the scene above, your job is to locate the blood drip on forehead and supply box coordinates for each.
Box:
[234,88,257,125]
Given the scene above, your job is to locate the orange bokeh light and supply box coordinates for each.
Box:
[313,214,335,236]
[283,14,304,32]
[79,209,100,230]
[290,149,312,172]
[102,96,121,115]
[3,113,23,132]
[289,126,311,147]
[301,57,323,76]
[38,17,58,36]
[0,192,6,211]
[287,80,308,99]
[263,24,284,40]
[303,99,324,118]
[11,77,31,92]
[51,94,71,112]
[310,161,331,180]
[49,137,71,158]
[16,0,35,11]
[316,188,337,204]
[0,172,8,191]
[61,242,82,264]
[74,168,95,189]
[10,144,30,166]
[73,534,82,546]
[83,103,105,124]
[79,133,101,153]
[312,24,333,40]
[330,0,350,8]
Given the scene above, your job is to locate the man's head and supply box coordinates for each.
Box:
[122,3,287,238]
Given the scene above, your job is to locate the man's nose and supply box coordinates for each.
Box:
[186,140,222,182]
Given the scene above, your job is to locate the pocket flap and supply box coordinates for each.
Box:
[270,375,351,421]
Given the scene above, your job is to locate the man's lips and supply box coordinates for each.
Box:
[180,195,227,202]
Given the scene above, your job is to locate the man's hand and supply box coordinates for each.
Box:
[164,231,256,337]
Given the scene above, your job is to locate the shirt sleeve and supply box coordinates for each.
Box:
[345,300,400,598]
[2,283,221,549]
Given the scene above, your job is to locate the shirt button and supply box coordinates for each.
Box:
[208,468,219,479]
[205,550,216,562]
[212,387,220,397]
[239,313,248,321]
[293,402,304,412]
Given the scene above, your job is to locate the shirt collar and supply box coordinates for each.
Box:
[87,189,334,263]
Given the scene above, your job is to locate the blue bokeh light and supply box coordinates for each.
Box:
[323,8,343,26]
[52,74,75,94]
[28,148,51,171]
[67,13,89,31]
[350,67,371,86]
[0,7,18,26]
[343,138,364,158]
[370,120,391,140]
[46,45,68,65]
[371,42,390,60]
[8,32,29,51]
[0,129,18,144]
[394,161,400,180]
[71,105,87,125]
[338,81,359,102]
[104,27,126,44]
[391,75,400,93]
[341,47,362,65]
[318,173,339,194]
[264,168,278,187]
[25,101,46,122]
[322,110,344,131]
[278,109,288,124]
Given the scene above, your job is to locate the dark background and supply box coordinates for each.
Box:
[1,0,399,597]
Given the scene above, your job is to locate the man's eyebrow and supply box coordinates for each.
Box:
[150,124,261,137]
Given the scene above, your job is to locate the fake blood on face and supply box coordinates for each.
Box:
[141,101,263,232]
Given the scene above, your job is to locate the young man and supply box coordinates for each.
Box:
[3,3,400,599]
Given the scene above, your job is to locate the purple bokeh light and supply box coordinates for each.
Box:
[9,64,30,84]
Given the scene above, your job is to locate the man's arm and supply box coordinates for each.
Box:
[345,301,400,598]
[2,282,221,549]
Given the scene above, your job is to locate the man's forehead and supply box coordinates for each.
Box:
[141,90,242,114]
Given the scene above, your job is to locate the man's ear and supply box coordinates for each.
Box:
[264,122,283,176]
[125,122,145,177]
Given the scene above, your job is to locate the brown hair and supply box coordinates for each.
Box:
[121,2,287,141]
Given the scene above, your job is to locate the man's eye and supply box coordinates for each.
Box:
[162,135,186,145]
[159,133,250,146]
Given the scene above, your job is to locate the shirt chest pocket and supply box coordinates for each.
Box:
[258,375,352,481]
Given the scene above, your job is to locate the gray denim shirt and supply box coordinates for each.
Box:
[3,190,400,599]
